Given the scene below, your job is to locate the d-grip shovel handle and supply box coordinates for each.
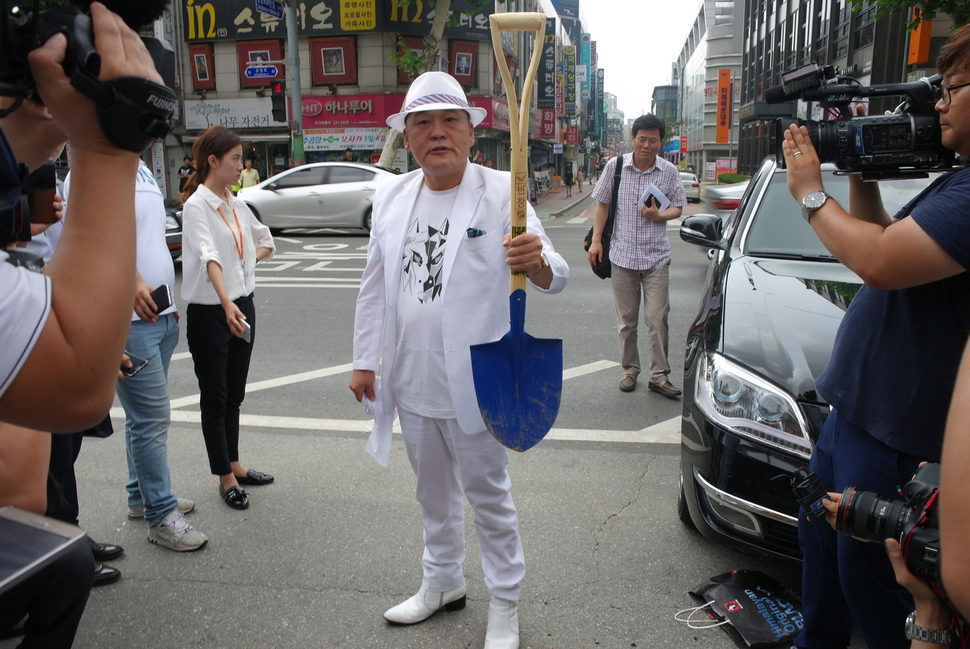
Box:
[489,12,546,293]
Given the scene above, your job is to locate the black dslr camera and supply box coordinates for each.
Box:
[0,0,174,255]
[794,463,941,587]
[767,63,957,180]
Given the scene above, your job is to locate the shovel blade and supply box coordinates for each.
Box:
[470,291,563,451]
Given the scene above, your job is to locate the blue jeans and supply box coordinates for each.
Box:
[794,409,920,649]
[114,314,180,527]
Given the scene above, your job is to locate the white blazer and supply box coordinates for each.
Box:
[353,162,568,434]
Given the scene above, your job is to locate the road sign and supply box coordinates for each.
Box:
[245,65,279,79]
[255,0,283,19]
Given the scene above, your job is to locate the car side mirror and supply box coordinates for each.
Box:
[680,214,725,249]
[266,182,279,191]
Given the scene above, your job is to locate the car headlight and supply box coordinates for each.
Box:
[695,352,813,459]
[166,214,180,231]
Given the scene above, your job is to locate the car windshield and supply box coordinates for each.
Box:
[744,171,933,258]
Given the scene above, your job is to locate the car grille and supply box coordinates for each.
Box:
[761,517,800,557]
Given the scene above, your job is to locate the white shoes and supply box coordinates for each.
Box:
[383,585,467,625]
[484,595,519,649]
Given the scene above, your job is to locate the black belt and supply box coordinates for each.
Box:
[233,293,254,306]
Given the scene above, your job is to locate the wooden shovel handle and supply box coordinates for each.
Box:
[489,12,546,293]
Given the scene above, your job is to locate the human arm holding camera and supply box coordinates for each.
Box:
[782,123,964,290]
[0,3,164,431]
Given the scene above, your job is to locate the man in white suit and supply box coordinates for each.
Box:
[350,71,568,649]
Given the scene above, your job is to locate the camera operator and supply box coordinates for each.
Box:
[781,24,970,649]
[0,2,163,433]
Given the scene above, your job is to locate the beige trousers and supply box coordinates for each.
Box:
[610,261,671,383]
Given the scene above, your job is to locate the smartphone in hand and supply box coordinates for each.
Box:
[148,284,172,313]
[237,317,251,343]
[121,352,149,378]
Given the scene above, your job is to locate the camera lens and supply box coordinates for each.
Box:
[836,486,912,542]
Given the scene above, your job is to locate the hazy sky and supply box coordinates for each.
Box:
[577,0,702,120]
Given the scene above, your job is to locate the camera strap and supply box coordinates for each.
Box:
[69,67,176,153]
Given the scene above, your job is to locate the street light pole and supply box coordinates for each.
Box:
[285,0,304,166]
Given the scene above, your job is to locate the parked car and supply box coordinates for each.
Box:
[164,200,182,261]
[677,158,931,562]
[237,162,395,232]
[701,180,750,220]
[680,172,701,203]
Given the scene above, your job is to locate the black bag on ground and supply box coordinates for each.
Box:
[683,569,804,648]
[583,153,624,280]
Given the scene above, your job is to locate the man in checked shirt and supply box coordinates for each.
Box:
[586,114,687,397]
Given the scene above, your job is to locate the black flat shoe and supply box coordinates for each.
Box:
[87,535,124,562]
[219,485,249,509]
[235,469,274,486]
[93,562,121,587]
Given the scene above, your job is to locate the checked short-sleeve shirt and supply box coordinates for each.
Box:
[592,153,686,271]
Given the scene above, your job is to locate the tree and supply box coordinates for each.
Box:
[850,0,969,29]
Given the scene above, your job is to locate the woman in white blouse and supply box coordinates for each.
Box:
[180,126,276,510]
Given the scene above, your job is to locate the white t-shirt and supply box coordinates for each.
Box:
[0,254,51,398]
[62,161,176,321]
[180,183,275,305]
[390,185,457,418]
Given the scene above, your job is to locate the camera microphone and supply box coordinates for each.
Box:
[764,84,797,104]
[66,0,171,31]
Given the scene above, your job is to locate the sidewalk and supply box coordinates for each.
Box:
[532,185,595,220]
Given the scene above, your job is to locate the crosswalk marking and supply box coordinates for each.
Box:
[146,359,679,444]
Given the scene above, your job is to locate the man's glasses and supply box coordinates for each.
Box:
[937,80,970,105]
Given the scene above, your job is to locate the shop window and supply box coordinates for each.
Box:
[450,40,477,88]
[310,37,358,86]
[397,36,424,85]
[236,40,284,89]
[189,43,215,91]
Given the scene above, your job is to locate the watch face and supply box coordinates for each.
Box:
[803,191,827,209]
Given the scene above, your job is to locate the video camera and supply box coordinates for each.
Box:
[0,0,174,254]
[768,63,958,180]
[794,463,941,589]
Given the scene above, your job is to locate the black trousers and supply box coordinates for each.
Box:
[0,540,93,649]
[185,295,256,476]
[46,431,84,526]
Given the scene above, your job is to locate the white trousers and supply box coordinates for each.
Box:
[398,408,524,601]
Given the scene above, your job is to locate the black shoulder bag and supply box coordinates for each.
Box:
[583,154,624,280]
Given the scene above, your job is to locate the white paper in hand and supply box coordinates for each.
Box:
[363,376,397,467]
[639,183,671,211]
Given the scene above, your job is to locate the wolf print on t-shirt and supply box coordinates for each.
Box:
[401,217,449,303]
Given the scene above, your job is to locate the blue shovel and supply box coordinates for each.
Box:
[470,13,563,452]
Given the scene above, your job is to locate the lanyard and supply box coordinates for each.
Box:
[216,205,246,271]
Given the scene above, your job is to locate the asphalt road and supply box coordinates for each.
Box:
[4,198,864,649]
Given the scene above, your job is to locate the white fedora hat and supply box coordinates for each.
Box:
[386,71,487,133]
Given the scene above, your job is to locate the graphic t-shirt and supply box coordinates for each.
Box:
[391,185,457,417]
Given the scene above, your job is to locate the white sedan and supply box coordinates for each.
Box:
[680,172,701,203]
[238,162,396,232]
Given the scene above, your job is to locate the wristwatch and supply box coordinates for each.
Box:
[904,611,952,644]
[800,191,830,222]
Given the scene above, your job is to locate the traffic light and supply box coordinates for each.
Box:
[271,80,286,123]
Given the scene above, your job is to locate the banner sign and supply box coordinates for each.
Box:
[566,126,579,145]
[183,0,487,41]
[541,109,556,141]
[716,68,731,143]
[304,127,387,151]
[538,18,556,110]
[184,0,379,40]
[184,97,287,130]
[595,68,604,140]
[563,46,576,116]
[387,0,492,41]
[579,33,590,100]
[555,64,564,115]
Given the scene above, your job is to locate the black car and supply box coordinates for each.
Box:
[677,158,931,562]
